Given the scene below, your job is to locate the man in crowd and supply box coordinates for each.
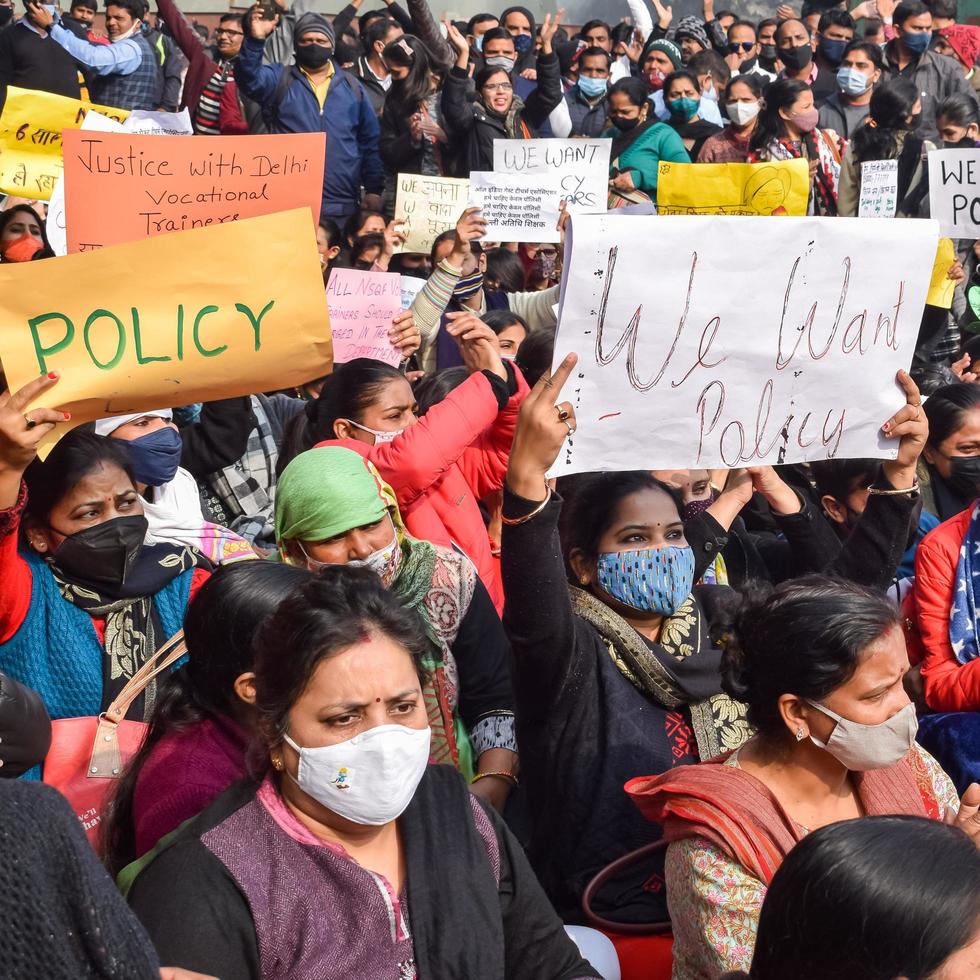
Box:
[776,16,836,105]
[0,0,81,108]
[352,14,403,115]
[564,45,610,137]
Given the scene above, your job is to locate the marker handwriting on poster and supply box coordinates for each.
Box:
[492,138,610,213]
[326,268,402,365]
[928,148,980,237]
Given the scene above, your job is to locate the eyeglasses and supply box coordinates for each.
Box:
[484,82,513,92]
[727,41,755,53]
[215,28,244,37]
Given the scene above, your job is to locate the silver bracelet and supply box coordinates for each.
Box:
[866,481,920,497]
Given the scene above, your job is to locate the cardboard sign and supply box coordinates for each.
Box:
[550,213,939,474]
[393,173,469,253]
[0,87,129,199]
[62,130,324,251]
[0,209,331,454]
[492,138,610,214]
[325,267,402,365]
[859,160,899,218]
[657,159,809,216]
[928,148,980,237]
[468,170,562,243]
[927,237,957,309]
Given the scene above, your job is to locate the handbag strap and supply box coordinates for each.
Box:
[581,840,673,935]
[103,630,188,724]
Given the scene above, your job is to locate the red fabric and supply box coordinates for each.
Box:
[607,934,673,980]
[915,507,980,710]
[154,0,224,117]
[315,368,529,613]
[217,78,250,136]
[626,750,930,886]
[940,25,980,72]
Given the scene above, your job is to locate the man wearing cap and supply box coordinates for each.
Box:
[236,7,383,220]
[674,15,711,64]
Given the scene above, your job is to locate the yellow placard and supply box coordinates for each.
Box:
[393,173,469,252]
[657,159,810,216]
[0,209,332,455]
[927,237,957,309]
[0,86,130,200]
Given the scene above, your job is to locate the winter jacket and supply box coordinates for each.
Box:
[234,34,384,219]
[0,20,80,110]
[352,56,388,116]
[441,52,562,175]
[564,85,608,137]
[315,366,530,612]
[0,671,50,779]
[915,507,980,711]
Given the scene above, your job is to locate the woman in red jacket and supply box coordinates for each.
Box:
[286,312,527,612]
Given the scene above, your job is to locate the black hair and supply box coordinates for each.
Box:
[253,566,430,753]
[358,8,388,31]
[716,8,735,20]
[961,334,980,364]
[894,0,930,26]
[728,19,756,37]
[927,0,958,19]
[484,246,526,292]
[513,326,554,387]
[342,207,384,244]
[219,12,243,27]
[363,14,398,50]
[749,77,810,152]
[480,25,513,47]
[726,72,765,99]
[467,12,497,34]
[0,204,53,260]
[850,77,919,164]
[318,217,342,249]
[818,9,855,31]
[71,0,98,10]
[483,308,530,337]
[720,576,899,736]
[580,18,611,37]
[101,561,314,874]
[475,63,513,92]
[610,22,634,46]
[757,17,778,34]
[430,227,482,263]
[775,17,811,41]
[23,430,135,526]
[500,5,535,34]
[609,75,651,107]
[809,457,878,502]
[350,232,385,267]
[579,45,612,67]
[936,91,980,131]
[105,0,142,19]
[335,35,363,65]
[687,48,731,85]
[864,16,885,36]
[924,382,980,448]
[746,817,980,980]
[664,69,701,99]
[414,366,469,415]
[384,34,435,110]
[841,39,884,69]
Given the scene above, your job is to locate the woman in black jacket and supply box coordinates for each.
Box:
[441,16,563,175]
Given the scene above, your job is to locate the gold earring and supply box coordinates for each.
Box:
[272,756,284,771]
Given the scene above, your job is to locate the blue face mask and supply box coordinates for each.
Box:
[819,36,849,65]
[836,65,870,96]
[578,74,607,98]
[474,33,484,51]
[513,32,533,53]
[902,29,931,54]
[596,546,695,616]
[668,97,700,122]
[121,426,182,488]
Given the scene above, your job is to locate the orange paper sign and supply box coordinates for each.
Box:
[62,130,325,252]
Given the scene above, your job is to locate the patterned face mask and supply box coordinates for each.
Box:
[596,546,695,615]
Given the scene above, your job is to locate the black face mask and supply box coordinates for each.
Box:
[295,44,332,70]
[902,113,921,132]
[947,455,980,500]
[612,116,641,131]
[945,136,978,149]
[778,44,813,71]
[51,515,147,590]
[759,43,778,63]
[0,5,13,26]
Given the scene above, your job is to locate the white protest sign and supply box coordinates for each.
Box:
[550,213,938,474]
[393,173,469,253]
[928,147,980,237]
[492,138,610,214]
[859,160,898,218]
[468,171,562,243]
[400,274,425,311]
[124,108,193,135]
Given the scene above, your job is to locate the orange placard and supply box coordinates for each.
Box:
[62,130,325,252]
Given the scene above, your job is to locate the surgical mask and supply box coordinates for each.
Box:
[778,44,813,71]
[759,43,778,62]
[596,545,695,616]
[474,33,484,52]
[727,100,760,126]
[578,75,607,98]
[836,65,870,96]
[668,97,699,122]
[701,81,717,102]
[819,36,848,65]
[346,418,404,445]
[485,54,516,70]
[453,269,484,300]
[612,115,641,131]
[645,68,667,91]
[513,33,533,53]
[946,454,980,498]
[295,43,332,69]
[792,106,820,133]
[51,515,148,590]
[283,724,432,825]
[1,233,42,263]
[807,700,918,771]
[902,29,931,54]
[120,426,182,488]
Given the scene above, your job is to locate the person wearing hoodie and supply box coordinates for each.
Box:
[500,3,536,75]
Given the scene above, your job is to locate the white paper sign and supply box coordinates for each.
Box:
[550,213,939,474]
[492,138,611,214]
[468,171,562,243]
[928,147,980,237]
[859,159,898,218]
[400,274,425,311]
[124,108,194,135]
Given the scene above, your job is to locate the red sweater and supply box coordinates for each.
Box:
[915,506,980,711]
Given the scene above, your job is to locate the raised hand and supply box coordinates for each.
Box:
[445,311,507,380]
[388,309,420,360]
[651,0,673,29]
[539,8,564,53]
[247,3,279,39]
[444,17,470,61]
[880,369,928,490]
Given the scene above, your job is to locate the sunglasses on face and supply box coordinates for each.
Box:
[727,41,755,53]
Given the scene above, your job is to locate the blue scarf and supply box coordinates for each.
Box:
[949,502,980,664]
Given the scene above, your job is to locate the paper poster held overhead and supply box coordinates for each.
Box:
[656,159,809,216]
[468,171,562,243]
[326,268,403,366]
[393,173,470,253]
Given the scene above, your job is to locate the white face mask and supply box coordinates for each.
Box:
[299,516,402,587]
[346,418,404,445]
[727,100,761,127]
[807,699,918,771]
[284,724,432,825]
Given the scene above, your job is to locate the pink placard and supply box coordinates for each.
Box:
[325,267,402,365]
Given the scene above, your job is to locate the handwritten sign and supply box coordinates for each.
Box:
[0,209,331,454]
[0,87,129,199]
[325,267,402,365]
[657,159,809,216]
[928,148,980,237]
[62,131,324,251]
[468,171,562,243]
[393,173,469,253]
[859,160,898,218]
[400,274,425,311]
[492,138,610,214]
[927,237,957,309]
[550,213,939,474]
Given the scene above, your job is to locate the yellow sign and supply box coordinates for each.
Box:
[0,87,130,199]
[393,173,469,252]
[657,159,810,216]
[0,209,332,454]
[927,237,957,309]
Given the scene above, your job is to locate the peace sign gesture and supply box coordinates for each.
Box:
[506,352,578,501]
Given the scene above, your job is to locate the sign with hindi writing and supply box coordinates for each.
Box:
[0,87,129,199]
[550,213,938,474]
[393,173,469,253]
[400,274,425,311]
[859,160,898,218]
[325,267,402,365]
[657,159,809,216]
[124,108,194,136]
[62,131,324,251]
[492,138,610,214]
[928,147,980,237]
[0,209,331,455]
[468,171,562,243]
